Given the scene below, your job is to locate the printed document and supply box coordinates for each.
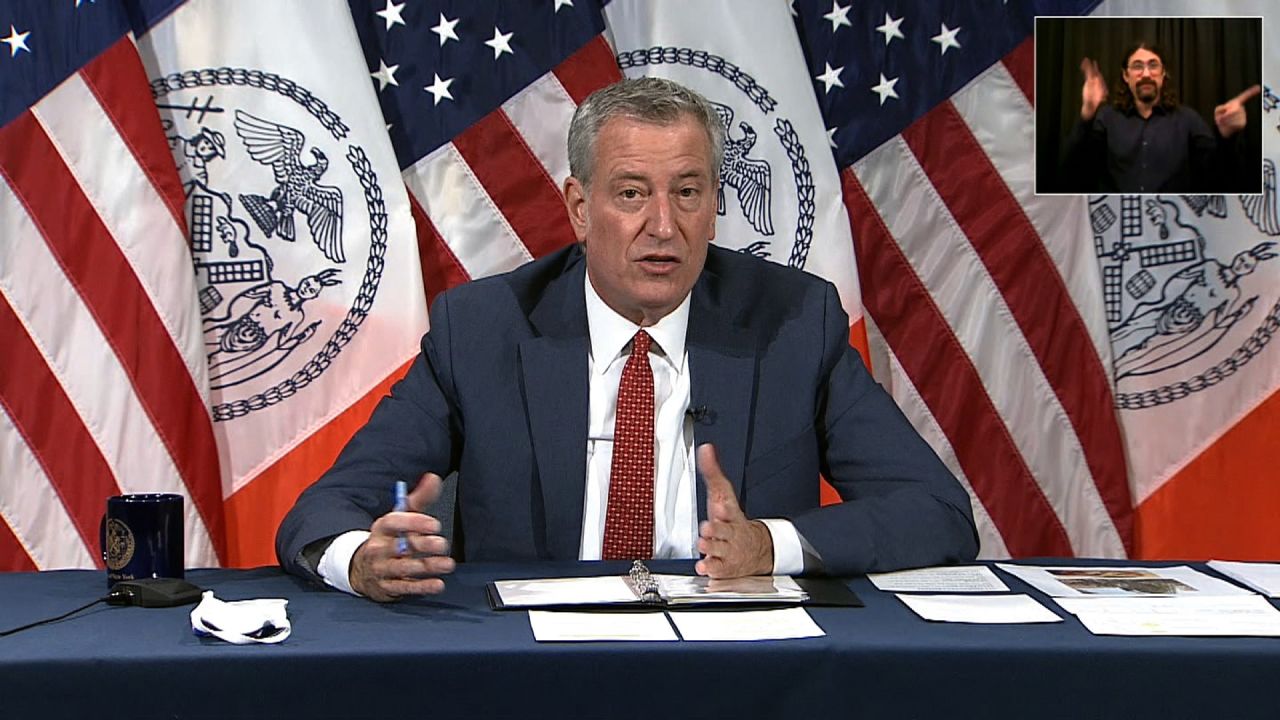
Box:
[667,607,825,641]
[1207,560,1280,597]
[996,564,1253,598]
[896,593,1062,624]
[869,566,1008,593]
[527,611,678,642]
[1055,595,1280,637]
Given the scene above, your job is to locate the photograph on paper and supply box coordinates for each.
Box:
[996,564,1255,598]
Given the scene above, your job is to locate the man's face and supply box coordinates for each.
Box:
[563,114,717,326]
[1123,47,1164,105]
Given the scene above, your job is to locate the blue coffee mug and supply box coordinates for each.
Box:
[100,493,185,588]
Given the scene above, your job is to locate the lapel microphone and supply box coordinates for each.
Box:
[687,405,714,424]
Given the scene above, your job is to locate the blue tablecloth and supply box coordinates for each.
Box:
[1,560,1277,719]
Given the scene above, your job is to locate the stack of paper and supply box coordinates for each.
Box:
[995,564,1280,637]
[995,564,1253,598]
[526,608,825,642]
[869,566,1060,624]
[1053,596,1280,637]
[1207,560,1280,597]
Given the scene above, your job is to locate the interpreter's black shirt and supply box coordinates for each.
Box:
[1061,104,1247,193]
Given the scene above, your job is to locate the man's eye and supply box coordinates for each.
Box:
[620,189,640,199]
[679,187,699,198]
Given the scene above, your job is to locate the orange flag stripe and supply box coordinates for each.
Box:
[1135,387,1280,561]
[223,359,416,567]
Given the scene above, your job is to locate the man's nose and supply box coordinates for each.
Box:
[647,194,676,239]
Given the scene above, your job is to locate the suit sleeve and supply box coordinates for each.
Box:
[275,293,463,581]
[788,284,979,575]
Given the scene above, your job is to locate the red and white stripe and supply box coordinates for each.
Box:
[844,39,1132,559]
[408,36,625,293]
[0,37,224,570]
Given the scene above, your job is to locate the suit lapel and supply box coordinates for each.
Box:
[520,253,589,560]
[686,264,756,521]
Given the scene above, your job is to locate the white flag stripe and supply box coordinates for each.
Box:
[805,185,864,326]
[0,181,217,566]
[502,73,577,187]
[0,405,97,570]
[854,137,1124,556]
[948,64,1116,372]
[31,76,209,394]
[405,143,534,280]
[863,313,1010,559]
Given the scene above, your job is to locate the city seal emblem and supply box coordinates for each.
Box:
[150,67,390,421]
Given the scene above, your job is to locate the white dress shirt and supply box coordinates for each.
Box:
[579,278,803,572]
[318,277,803,595]
[580,276,696,560]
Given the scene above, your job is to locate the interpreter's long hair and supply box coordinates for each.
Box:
[1112,40,1179,113]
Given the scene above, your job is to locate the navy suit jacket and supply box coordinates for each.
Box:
[277,244,978,579]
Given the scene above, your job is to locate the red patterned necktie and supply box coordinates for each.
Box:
[601,330,655,560]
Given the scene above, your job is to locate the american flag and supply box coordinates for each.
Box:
[0,0,224,569]
[348,0,622,300]
[795,0,1132,557]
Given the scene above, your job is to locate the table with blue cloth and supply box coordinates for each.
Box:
[2,560,1277,719]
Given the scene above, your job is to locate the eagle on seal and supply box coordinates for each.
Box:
[711,101,774,236]
[233,109,345,263]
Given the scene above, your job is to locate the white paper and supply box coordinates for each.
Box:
[1055,595,1280,637]
[995,564,1253,598]
[869,566,1009,593]
[493,576,637,607]
[896,594,1062,624]
[1208,560,1280,597]
[527,611,678,642]
[667,607,825,641]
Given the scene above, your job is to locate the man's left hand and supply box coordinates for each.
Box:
[1215,84,1261,137]
[694,443,774,578]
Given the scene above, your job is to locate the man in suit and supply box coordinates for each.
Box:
[276,77,978,601]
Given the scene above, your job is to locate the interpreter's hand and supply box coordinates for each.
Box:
[349,473,456,602]
[1215,85,1261,138]
[1080,57,1107,121]
[694,444,774,579]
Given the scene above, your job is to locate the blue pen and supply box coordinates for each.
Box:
[393,480,409,555]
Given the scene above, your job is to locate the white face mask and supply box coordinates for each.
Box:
[190,591,291,645]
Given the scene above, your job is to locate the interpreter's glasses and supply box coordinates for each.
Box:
[1127,60,1163,75]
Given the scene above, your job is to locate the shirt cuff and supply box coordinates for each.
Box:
[758,518,804,576]
[317,530,371,596]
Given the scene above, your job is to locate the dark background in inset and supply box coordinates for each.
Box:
[1035,16,1262,194]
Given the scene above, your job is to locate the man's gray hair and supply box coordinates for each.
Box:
[566,76,725,188]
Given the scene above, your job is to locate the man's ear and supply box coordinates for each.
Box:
[563,176,588,241]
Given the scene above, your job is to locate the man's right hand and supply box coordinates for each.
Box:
[349,472,456,602]
[1080,57,1107,121]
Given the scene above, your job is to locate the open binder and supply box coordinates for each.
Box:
[486,561,862,611]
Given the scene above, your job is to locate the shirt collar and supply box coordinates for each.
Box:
[584,273,690,375]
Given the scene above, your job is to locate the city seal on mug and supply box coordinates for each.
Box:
[104,517,136,571]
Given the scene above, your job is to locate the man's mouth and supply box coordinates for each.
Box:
[636,254,680,273]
